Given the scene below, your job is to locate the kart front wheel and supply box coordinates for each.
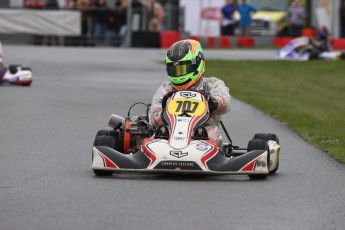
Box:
[247,139,269,180]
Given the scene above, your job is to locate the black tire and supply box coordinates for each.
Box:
[253,133,266,140]
[253,133,279,144]
[21,67,32,71]
[93,169,113,176]
[92,134,116,177]
[247,139,269,180]
[96,129,115,137]
[93,135,115,149]
[94,129,122,152]
[265,133,279,144]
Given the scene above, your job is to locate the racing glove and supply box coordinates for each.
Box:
[208,96,218,113]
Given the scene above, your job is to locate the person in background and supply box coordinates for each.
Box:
[76,0,91,46]
[287,0,306,37]
[45,0,60,46]
[24,0,45,45]
[237,0,256,36]
[63,0,76,46]
[63,0,75,9]
[93,0,109,46]
[340,0,345,38]
[220,0,236,36]
[146,0,164,31]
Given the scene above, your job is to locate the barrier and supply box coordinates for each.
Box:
[160,30,181,48]
[332,39,345,50]
[220,36,231,48]
[207,36,216,48]
[237,36,254,48]
[273,37,294,48]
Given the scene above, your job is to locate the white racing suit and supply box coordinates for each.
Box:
[149,77,231,147]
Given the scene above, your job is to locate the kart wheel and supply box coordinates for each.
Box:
[253,133,266,140]
[96,129,115,137]
[247,139,269,180]
[8,65,22,74]
[94,130,122,152]
[93,135,115,149]
[93,169,113,177]
[92,135,116,177]
[21,67,32,71]
[253,133,279,144]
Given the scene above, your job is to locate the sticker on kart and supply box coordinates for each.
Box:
[167,98,206,116]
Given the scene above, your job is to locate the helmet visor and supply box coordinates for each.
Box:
[166,60,198,77]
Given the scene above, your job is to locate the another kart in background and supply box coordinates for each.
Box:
[0,65,33,86]
[275,37,345,61]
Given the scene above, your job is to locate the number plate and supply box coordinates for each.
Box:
[167,99,206,116]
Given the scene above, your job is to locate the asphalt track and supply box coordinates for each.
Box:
[1,46,344,230]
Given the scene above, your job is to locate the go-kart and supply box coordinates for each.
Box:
[275,37,345,61]
[91,91,280,179]
[0,65,33,86]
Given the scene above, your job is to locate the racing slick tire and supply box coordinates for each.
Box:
[253,133,279,144]
[92,134,116,176]
[94,129,123,152]
[253,133,280,173]
[247,139,270,180]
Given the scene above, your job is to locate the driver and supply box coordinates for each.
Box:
[150,39,231,147]
[309,26,331,59]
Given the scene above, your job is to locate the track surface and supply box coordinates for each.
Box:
[1,46,344,230]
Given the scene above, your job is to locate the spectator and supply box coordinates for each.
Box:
[63,0,75,10]
[76,0,91,46]
[340,0,345,38]
[146,0,164,31]
[24,0,45,45]
[24,0,44,8]
[63,0,77,46]
[45,0,60,46]
[107,1,121,47]
[115,0,128,46]
[237,0,256,36]
[220,0,236,36]
[287,0,306,37]
[93,0,109,46]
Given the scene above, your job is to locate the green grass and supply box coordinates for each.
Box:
[206,60,345,163]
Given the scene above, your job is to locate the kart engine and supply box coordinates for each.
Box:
[121,116,153,154]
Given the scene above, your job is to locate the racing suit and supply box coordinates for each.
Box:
[150,77,231,147]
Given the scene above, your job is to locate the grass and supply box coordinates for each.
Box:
[206,60,345,163]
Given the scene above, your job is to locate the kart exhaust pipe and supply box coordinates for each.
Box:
[108,114,125,130]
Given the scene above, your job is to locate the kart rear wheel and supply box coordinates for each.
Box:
[94,129,122,152]
[93,169,113,177]
[253,133,279,144]
[92,135,115,177]
[93,135,115,149]
[247,139,269,180]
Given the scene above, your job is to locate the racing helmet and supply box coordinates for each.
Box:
[165,39,205,90]
[316,26,329,40]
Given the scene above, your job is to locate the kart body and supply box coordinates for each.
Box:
[0,65,33,86]
[275,37,345,61]
[92,91,281,179]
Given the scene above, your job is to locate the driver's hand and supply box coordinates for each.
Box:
[208,96,218,113]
